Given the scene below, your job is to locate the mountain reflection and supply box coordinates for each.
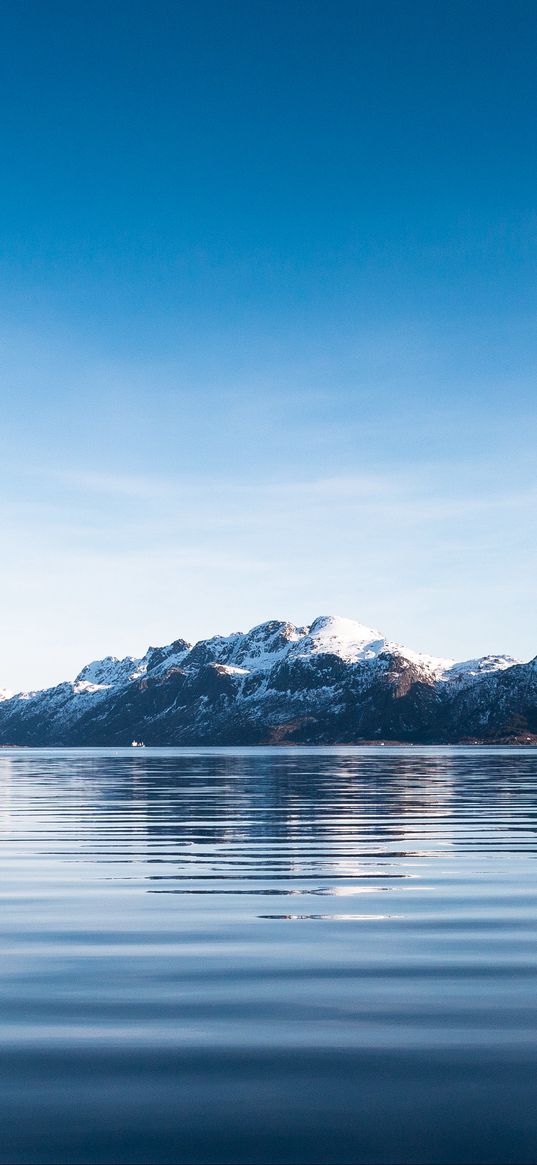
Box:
[3,747,536,896]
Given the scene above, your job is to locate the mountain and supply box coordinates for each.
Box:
[0,615,535,746]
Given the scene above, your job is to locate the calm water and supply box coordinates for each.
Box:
[2,747,537,1164]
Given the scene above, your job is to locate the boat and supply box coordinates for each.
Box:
[131,740,145,747]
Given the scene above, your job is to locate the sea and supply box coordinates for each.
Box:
[1,746,537,1164]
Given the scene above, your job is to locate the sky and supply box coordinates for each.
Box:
[1,0,536,690]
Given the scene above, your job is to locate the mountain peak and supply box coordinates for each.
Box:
[306,615,386,661]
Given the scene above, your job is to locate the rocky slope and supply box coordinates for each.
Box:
[0,615,535,746]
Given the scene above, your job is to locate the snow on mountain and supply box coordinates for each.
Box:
[2,616,525,700]
[295,615,386,662]
[144,639,190,676]
[217,613,457,679]
[0,616,532,745]
[281,614,455,678]
[179,615,456,677]
[441,654,519,686]
[390,645,456,678]
[74,655,146,693]
[225,620,305,671]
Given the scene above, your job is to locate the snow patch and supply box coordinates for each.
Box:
[441,655,519,684]
[217,664,250,676]
[227,620,305,671]
[300,615,387,662]
[74,655,145,689]
[390,644,455,678]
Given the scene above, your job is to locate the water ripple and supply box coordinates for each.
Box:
[1,746,537,1163]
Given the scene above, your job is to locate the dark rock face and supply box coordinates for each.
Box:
[0,616,535,746]
[444,662,537,742]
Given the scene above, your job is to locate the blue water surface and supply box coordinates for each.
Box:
[1,746,537,1164]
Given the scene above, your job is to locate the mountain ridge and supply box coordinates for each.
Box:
[0,615,535,746]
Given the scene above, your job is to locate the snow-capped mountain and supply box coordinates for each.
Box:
[0,615,534,745]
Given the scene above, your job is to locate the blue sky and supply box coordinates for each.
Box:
[1,0,536,689]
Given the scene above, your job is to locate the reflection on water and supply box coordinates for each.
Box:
[1,747,537,1163]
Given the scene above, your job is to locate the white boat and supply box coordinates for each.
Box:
[131,740,145,747]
